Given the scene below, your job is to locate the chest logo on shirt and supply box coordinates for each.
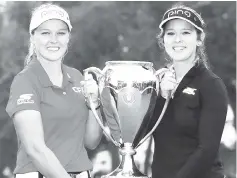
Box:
[17,94,34,105]
[182,87,197,95]
[72,87,81,93]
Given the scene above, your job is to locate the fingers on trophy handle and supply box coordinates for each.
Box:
[155,68,170,80]
[83,67,104,81]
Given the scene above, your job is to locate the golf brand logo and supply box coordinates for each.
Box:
[41,9,65,19]
[183,87,197,95]
[17,94,34,105]
[168,9,191,18]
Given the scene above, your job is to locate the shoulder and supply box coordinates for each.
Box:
[198,67,228,99]
[198,66,225,87]
[11,66,39,89]
[200,67,220,80]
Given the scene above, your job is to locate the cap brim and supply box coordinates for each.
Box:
[45,17,72,31]
[30,17,72,34]
[159,16,203,32]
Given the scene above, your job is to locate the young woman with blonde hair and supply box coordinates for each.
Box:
[6,3,102,178]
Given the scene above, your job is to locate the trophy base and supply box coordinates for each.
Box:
[102,172,149,178]
[101,143,150,178]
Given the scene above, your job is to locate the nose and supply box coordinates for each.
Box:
[49,34,58,43]
[174,34,181,43]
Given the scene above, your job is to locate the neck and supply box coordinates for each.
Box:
[173,60,195,81]
[37,57,64,87]
[172,52,197,81]
[38,57,63,78]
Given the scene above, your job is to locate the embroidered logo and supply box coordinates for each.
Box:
[72,87,81,93]
[17,94,34,105]
[182,87,197,95]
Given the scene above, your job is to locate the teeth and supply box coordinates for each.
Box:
[173,47,185,51]
[47,47,60,51]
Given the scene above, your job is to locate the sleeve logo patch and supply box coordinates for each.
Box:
[17,94,35,105]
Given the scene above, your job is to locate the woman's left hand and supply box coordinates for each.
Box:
[156,68,178,99]
[80,74,100,109]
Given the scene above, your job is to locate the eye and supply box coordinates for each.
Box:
[57,31,67,35]
[182,31,191,35]
[166,32,175,36]
[41,31,50,35]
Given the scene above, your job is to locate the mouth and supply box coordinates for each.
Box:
[173,46,186,52]
[47,47,60,51]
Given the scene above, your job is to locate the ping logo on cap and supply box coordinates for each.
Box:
[41,9,65,19]
[29,4,72,34]
[167,9,191,18]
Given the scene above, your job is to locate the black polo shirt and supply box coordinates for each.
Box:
[145,64,228,178]
[6,59,92,173]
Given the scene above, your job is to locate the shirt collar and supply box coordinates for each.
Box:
[29,59,74,88]
[167,62,205,79]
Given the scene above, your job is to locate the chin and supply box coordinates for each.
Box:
[169,56,185,61]
[42,56,62,62]
[44,54,64,61]
[170,53,191,62]
[41,50,65,60]
[173,57,187,61]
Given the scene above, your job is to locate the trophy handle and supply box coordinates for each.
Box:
[86,96,121,147]
[135,92,171,149]
[83,69,122,148]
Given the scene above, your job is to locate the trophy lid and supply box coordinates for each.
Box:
[105,61,153,69]
[105,61,156,83]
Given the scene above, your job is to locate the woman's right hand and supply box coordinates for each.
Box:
[156,68,178,99]
[81,73,100,109]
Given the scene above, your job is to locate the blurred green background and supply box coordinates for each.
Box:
[0,1,235,178]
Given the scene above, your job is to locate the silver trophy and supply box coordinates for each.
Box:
[84,61,170,178]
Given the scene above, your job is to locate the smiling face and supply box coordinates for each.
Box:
[32,19,70,62]
[163,19,199,63]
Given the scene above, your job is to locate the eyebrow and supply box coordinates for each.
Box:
[165,28,193,31]
[38,28,68,31]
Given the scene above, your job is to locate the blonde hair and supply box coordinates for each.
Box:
[157,3,210,69]
[24,40,36,66]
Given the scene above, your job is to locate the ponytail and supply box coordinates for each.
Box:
[24,42,36,66]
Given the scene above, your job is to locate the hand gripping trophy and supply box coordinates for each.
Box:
[84,61,171,178]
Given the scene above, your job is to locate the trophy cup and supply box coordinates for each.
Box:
[83,61,170,178]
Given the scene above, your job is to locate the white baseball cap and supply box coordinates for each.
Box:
[29,4,72,34]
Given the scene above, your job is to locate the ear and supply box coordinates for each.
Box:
[66,33,71,48]
[200,32,205,41]
[197,32,205,46]
[197,41,202,46]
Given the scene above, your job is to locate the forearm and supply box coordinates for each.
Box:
[84,110,103,149]
[176,145,218,178]
[27,145,71,178]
